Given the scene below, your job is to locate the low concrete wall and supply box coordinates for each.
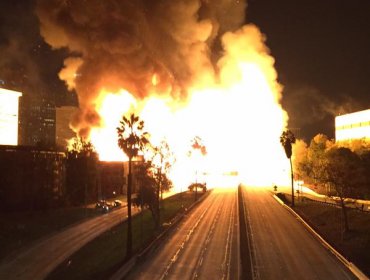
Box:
[273,194,369,280]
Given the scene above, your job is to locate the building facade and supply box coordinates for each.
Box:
[0,145,65,211]
[335,109,370,143]
[0,88,22,145]
[98,161,125,200]
[18,95,56,148]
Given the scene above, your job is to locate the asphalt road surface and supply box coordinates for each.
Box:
[241,186,357,280]
[0,205,139,280]
[126,188,239,280]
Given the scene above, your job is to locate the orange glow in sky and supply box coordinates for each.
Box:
[78,26,292,190]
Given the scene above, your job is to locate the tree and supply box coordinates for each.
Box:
[321,147,365,233]
[280,130,296,207]
[133,158,173,228]
[139,140,174,228]
[134,161,159,226]
[66,137,98,206]
[360,151,370,199]
[117,113,149,259]
[292,139,308,181]
[293,134,329,188]
[337,138,370,154]
[68,136,96,157]
[307,134,334,187]
[152,141,174,199]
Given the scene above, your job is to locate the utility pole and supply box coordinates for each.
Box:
[290,157,294,207]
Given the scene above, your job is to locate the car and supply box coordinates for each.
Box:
[188,183,207,193]
[95,200,106,209]
[113,200,122,207]
[102,204,110,213]
[95,200,113,213]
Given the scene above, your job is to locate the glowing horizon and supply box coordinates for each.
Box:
[69,25,291,191]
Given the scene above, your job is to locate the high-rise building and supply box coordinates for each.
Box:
[19,95,56,147]
[335,109,370,142]
[0,88,22,145]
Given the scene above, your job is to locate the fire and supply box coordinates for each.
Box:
[83,25,291,191]
[151,74,159,87]
[90,89,136,161]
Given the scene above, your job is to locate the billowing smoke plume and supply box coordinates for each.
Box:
[36,0,247,136]
[282,85,363,140]
[0,1,42,94]
[37,0,292,187]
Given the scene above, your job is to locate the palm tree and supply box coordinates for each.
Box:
[280,130,296,207]
[117,113,149,259]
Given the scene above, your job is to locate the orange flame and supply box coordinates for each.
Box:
[86,25,291,190]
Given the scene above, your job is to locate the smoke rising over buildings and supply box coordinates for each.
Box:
[2,0,367,142]
[36,0,248,137]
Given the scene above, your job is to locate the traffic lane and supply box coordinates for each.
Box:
[194,189,239,279]
[165,192,224,279]
[0,205,138,280]
[242,187,356,280]
[127,189,239,280]
[126,191,220,280]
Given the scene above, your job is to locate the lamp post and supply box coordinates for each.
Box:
[140,180,143,246]
[290,157,295,207]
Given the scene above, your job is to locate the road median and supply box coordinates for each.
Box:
[238,185,256,280]
[43,191,209,280]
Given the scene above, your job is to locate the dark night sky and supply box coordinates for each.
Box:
[247,0,370,140]
[1,0,370,141]
[0,0,70,105]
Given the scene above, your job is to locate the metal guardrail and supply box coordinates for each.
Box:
[299,196,370,214]
[277,190,370,213]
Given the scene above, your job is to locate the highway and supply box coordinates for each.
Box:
[126,189,239,280]
[241,186,356,280]
[0,186,360,280]
[0,205,139,280]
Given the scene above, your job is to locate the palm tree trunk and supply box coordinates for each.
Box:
[157,168,161,228]
[126,157,132,259]
[195,170,198,202]
[290,157,295,207]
